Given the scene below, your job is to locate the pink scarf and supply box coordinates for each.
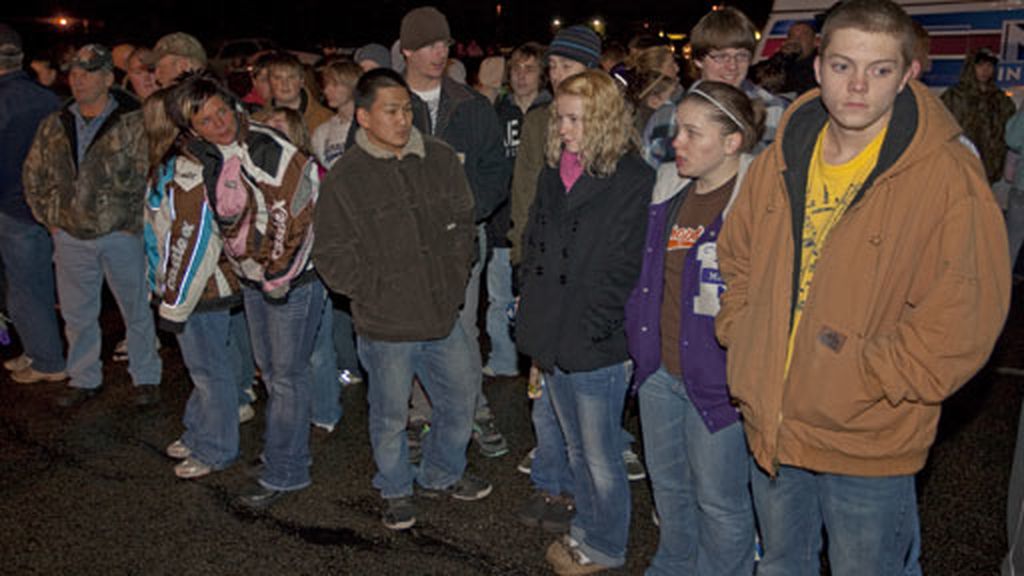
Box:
[559,150,584,192]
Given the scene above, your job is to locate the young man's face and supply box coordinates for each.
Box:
[548,55,586,90]
[190,94,238,146]
[403,40,449,83]
[269,66,303,107]
[509,55,541,99]
[815,28,915,136]
[356,86,413,155]
[696,47,752,87]
[154,54,187,88]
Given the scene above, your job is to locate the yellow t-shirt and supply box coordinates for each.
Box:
[784,122,888,376]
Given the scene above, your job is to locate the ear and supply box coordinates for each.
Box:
[813,54,822,85]
[723,131,743,156]
[900,60,920,90]
[356,107,370,129]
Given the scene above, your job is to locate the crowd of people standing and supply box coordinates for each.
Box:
[0,0,1018,574]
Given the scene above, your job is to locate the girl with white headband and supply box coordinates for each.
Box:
[624,80,764,575]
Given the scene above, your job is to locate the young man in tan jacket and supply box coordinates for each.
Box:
[716,1,1010,574]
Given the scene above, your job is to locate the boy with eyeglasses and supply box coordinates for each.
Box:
[642,6,788,166]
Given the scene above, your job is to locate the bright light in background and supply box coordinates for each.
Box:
[590,17,605,35]
[552,17,562,29]
[55,16,71,28]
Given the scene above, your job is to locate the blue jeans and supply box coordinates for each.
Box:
[1003,400,1024,576]
[178,308,240,469]
[243,280,324,491]
[484,247,518,375]
[358,321,479,499]
[310,299,340,428]
[547,363,631,568]
[530,379,573,496]
[229,308,255,406]
[639,367,754,576]
[0,212,64,372]
[53,230,161,389]
[409,227,490,423]
[751,462,920,576]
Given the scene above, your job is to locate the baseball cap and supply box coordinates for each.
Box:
[0,23,22,55]
[145,32,207,67]
[69,44,114,72]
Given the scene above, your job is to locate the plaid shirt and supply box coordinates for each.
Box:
[641,79,790,168]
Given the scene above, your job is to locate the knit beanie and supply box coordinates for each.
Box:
[546,25,602,69]
[354,43,392,70]
[400,6,451,51]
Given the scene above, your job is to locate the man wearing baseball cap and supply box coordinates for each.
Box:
[147,32,207,88]
[399,6,511,462]
[0,23,66,386]
[23,44,162,408]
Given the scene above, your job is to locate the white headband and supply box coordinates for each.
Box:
[688,87,744,131]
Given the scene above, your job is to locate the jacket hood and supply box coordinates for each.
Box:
[955,49,1000,93]
[652,153,754,218]
[772,80,963,186]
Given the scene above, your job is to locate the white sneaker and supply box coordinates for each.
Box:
[166,439,191,460]
[174,457,212,479]
[517,447,536,475]
[623,448,647,481]
[239,403,255,424]
[4,354,31,372]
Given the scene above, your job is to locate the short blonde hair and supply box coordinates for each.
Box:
[545,69,637,178]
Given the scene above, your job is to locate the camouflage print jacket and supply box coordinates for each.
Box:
[23,89,148,239]
[941,50,1017,183]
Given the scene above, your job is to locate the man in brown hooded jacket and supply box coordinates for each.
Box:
[716,1,1010,574]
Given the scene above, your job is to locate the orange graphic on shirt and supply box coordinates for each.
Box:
[667,225,704,251]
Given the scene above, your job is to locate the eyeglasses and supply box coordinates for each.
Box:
[705,51,752,65]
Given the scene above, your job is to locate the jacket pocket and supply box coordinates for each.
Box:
[787,321,882,432]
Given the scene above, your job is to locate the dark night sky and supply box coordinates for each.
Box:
[5,0,771,55]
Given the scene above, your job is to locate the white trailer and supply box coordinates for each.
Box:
[758,0,1024,97]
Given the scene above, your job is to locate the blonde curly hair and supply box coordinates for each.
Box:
[545,69,637,178]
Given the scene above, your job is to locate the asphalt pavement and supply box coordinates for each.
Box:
[0,290,1019,575]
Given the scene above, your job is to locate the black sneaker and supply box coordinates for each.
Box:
[133,384,161,407]
[472,416,509,458]
[56,387,100,408]
[515,490,552,528]
[540,494,575,534]
[383,497,416,530]
[419,474,493,501]
[407,420,429,465]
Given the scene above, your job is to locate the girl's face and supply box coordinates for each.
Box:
[265,112,292,139]
[322,78,353,110]
[671,99,735,180]
[556,94,585,154]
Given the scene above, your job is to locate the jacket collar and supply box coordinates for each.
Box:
[355,125,426,159]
